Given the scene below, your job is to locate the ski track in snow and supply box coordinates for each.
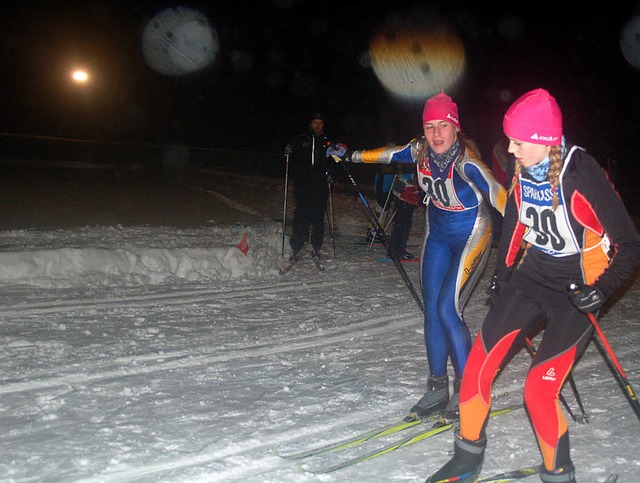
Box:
[0,254,428,481]
[0,280,326,317]
[0,304,417,397]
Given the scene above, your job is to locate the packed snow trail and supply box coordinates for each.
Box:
[0,166,638,481]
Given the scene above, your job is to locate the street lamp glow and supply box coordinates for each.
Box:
[71,69,89,83]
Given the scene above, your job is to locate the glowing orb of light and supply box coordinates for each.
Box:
[71,69,89,84]
[142,6,218,76]
[369,20,465,101]
[620,16,640,70]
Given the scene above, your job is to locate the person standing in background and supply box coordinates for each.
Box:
[367,165,395,244]
[387,167,421,260]
[285,112,337,259]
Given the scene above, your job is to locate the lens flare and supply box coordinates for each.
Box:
[620,16,640,70]
[142,6,218,76]
[369,19,465,101]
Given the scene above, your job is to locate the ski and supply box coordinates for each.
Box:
[301,418,453,474]
[279,250,324,274]
[281,392,509,461]
[476,467,618,483]
[302,405,522,474]
[279,252,304,275]
[309,250,325,271]
[279,412,443,460]
[476,465,540,482]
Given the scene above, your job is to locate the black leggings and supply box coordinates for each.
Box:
[460,272,593,471]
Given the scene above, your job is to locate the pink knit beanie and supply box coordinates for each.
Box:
[422,92,460,130]
[503,88,562,145]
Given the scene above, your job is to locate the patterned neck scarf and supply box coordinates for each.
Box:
[525,157,550,182]
[429,138,461,171]
[523,137,566,182]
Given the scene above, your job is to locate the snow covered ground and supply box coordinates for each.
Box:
[0,159,638,482]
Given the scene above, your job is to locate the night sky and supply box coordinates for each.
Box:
[1,1,639,172]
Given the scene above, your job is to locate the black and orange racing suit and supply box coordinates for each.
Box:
[458,144,640,472]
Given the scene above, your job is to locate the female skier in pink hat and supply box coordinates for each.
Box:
[346,92,507,420]
[427,88,640,482]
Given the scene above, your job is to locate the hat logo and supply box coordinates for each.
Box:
[447,113,459,125]
[531,133,558,142]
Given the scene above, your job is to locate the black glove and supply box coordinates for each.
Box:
[568,283,604,313]
[284,143,293,156]
[488,269,511,304]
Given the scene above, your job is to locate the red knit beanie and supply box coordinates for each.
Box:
[503,88,562,145]
[422,92,460,130]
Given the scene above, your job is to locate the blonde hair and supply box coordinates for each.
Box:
[460,133,482,160]
[509,145,563,210]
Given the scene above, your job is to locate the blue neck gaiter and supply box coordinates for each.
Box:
[525,157,550,182]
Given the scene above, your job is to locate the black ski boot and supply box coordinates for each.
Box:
[443,376,461,421]
[410,376,449,419]
[426,433,486,482]
[540,463,576,482]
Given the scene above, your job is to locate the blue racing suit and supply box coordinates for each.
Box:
[351,137,506,378]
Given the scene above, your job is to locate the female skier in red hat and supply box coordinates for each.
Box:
[345,92,507,420]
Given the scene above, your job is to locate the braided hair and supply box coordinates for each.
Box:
[509,145,563,211]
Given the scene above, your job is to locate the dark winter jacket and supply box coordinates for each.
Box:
[289,130,335,189]
[497,143,640,300]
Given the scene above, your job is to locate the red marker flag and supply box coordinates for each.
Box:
[236,232,249,255]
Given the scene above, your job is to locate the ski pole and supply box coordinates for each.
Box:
[587,311,640,422]
[367,209,398,250]
[567,282,640,421]
[281,152,290,256]
[384,208,398,233]
[380,174,396,224]
[338,160,424,313]
[566,370,588,423]
[327,180,336,257]
[371,174,396,246]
